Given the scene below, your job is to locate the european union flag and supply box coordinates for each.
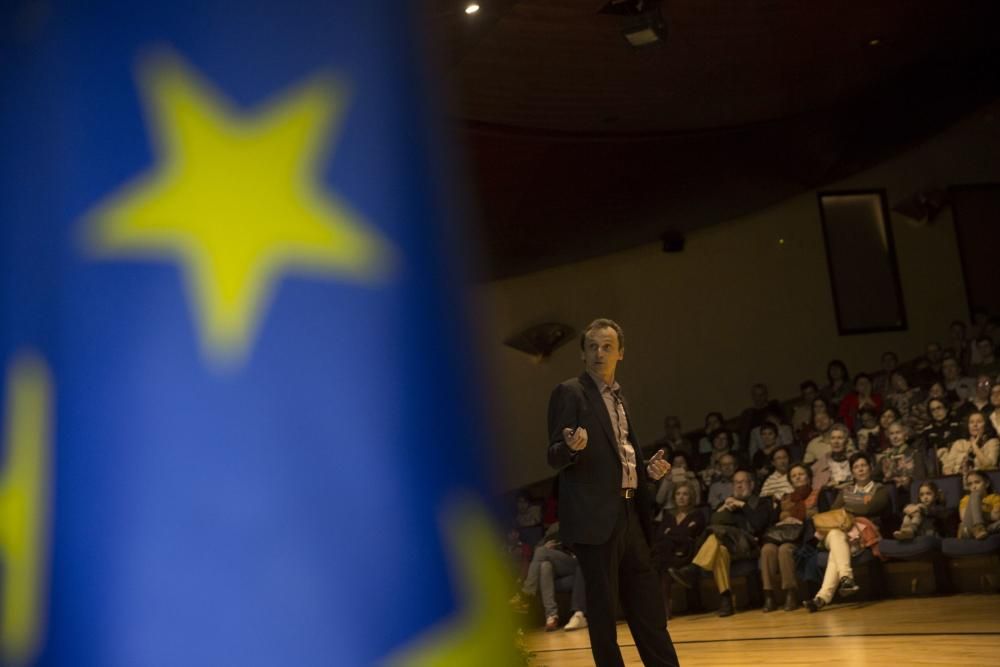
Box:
[0,2,516,665]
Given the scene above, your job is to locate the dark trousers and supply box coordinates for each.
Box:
[574,498,680,667]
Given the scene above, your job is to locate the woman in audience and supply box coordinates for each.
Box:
[875,420,927,506]
[698,411,740,456]
[863,407,900,455]
[918,397,960,476]
[752,422,784,481]
[885,371,924,431]
[957,471,1000,540]
[654,452,702,518]
[760,463,817,612]
[822,360,851,410]
[839,373,883,431]
[797,398,833,446]
[990,383,1000,436]
[908,381,947,434]
[805,453,889,612]
[652,482,706,617]
[939,411,1000,476]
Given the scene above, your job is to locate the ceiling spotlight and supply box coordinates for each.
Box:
[465,3,480,14]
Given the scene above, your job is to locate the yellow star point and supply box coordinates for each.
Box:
[82,52,392,367]
[384,500,521,667]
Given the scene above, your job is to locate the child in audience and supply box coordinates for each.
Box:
[892,481,949,540]
[958,471,1000,540]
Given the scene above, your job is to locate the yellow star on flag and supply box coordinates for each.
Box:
[383,499,520,667]
[82,52,392,368]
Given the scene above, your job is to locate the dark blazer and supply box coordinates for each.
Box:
[547,372,655,545]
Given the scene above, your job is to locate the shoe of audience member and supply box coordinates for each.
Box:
[892,528,915,541]
[804,597,826,613]
[973,523,988,540]
[762,591,777,613]
[783,589,798,612]
[837,576,859,597]
[508,592,531,614]
[717,590,734,617]
[668,564,697,590]
[563,611,587,631]
[544,616,559,632]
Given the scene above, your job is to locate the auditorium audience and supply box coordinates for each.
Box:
[509,522,587,632]
[874,420,927,504]
[872,351,899,397]
[941,356,976,407]
[914,341,944,387]
[653,416,697,461]
[751,422,784,481]
[970,336,1000,378]
[803,412,834,464]
[699,412,740,455]
[812,424,854,491]
[884,371,923,430]
[791,380,820,435]
[893,481,949,540]
[955,375,995,424]
[654,452,702,517]
[759,446,794,499]
[918,397,961,472]
[839,373,883,431]
[740,383,785,444]
[704,452,738,509]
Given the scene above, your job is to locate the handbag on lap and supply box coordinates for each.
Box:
[812,508,853,533]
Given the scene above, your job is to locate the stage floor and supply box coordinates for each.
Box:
[522,594,1000,666]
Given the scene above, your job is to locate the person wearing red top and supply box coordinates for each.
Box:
[839,373,883,431]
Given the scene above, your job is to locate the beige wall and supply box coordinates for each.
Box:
[478,102,1000,491]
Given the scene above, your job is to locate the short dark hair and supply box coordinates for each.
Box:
[827,359,849,384]
[770,445,791,462]
[848,452,871,469]
[759,422,778,436]
[800,380,818,392]
[580,318,625,351]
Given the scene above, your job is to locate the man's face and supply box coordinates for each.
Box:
[732,472,753,499]
[752,385,768,407]
[772,449,790,473]
[879,409,897,430]
[719,455,736,479]
[582,327,623,379]
[829,428,847,453]
[942,358,959,381]
[978,339,995,360]
[852,457,872,484]
[760,428,777,448]
[888,423,906,447]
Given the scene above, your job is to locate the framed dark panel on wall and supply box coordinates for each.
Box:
[817,190,907,335]
[949,183,1000,320]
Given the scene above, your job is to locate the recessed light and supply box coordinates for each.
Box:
[465,3,480,14]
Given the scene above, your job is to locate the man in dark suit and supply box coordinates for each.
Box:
[548,318,679,667]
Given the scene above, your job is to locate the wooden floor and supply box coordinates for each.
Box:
[523,595,1000,666]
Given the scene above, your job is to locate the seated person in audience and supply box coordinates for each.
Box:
[760,463,818,612]
[515,493,542,528]
[990,383,1000,436]
[698,412,740,456]
[939,411,1000,476]
[759,446,794,499]
[918,396,960,476]
[654,452,702,519]
[704,452,738,509]
[970,336,1000,378]
[751,422,783,480]
[803,411,834,464]
[875,420,928,504]
[805,453,890,612]
[893,481,949,540]
[941,356,976,408]
[864,406,900,455]
[954,374,995,424]
[885,371,924,431]
[907,381,947,434]
[854,408,880,452]
[748,409,794,460]
[838,373,883,432]
[822,359,852,410]
[669,470,771,617]
[957,471,1000,540]
[653,415,696,461]
[509,522,588,632]
[739,382,785,444]
[872,351,899,397]
[791,380,820,437]
[797,397,833,446]
[914,341,944,387]
[651,482,706,618]
[812,424,854,491]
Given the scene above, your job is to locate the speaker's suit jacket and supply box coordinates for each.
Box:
[547,372,654,546]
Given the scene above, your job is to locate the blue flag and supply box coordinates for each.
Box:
[0,2,516,665]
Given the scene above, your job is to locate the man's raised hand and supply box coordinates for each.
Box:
[562,426,588,451]
[646,448,671,481]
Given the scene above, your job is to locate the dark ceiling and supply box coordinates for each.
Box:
[430,0,1000,279]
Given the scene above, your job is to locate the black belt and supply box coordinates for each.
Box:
[620,488,636,499]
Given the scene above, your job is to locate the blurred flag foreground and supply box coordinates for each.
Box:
[0,1,518,665]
